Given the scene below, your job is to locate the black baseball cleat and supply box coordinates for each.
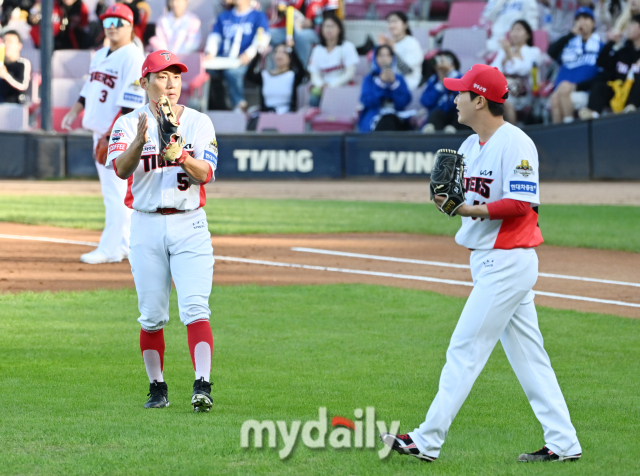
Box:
[380,433,437,462]
[144,380,169,408]
[191,377,213,412]
[518,446,581,462]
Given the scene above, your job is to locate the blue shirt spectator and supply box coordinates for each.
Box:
[205,0,270,110]
[420,51,465,133]
[358,45,412,132]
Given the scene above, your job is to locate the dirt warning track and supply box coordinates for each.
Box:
[1,222,639,318]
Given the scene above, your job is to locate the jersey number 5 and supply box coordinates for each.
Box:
[99,90,108,103]
[177,173,190,191]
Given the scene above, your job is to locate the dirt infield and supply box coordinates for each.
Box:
[2,179,640,205]
[1,222,638,319]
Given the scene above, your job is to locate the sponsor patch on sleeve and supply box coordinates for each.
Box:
[204,150,218,167]
[108,142,128,154]
[123,93,144,103]
[509,181,537,194]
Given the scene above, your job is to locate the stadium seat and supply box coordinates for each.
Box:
[344,0,371,19]
[51,78,86,132]
[429,1,486,36]
[374,0,412,20]
[441,27,487,63]
[533,30,550,53]
[176,53,210,111]
[310,85,361,132]
[257,112,306,133]
[52,50,93,79]
[0,104,29,131]
[52,108,84,132]
[205,111,247,133]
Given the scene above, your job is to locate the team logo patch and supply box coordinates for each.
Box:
[510,181,537,194]
[111,130,124,142]
[514,160,534,177]
[130,79,141,89]
[108,143,128,154]
[206,138,218,156]
[160,52,171,61]
[123,93,144,103]
[142,144,157,155]
[204,150,218,167]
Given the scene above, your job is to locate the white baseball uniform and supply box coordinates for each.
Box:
[105,104,218,331]
[80,43,146,260]
[409,123,581,458]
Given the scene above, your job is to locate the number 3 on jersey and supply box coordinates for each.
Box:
[177,173,190,191]
[99,90,108,103]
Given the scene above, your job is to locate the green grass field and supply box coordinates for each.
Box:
[1,195,639,253]
[1,285,639,475]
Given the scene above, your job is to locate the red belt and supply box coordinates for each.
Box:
[153,208,187,215]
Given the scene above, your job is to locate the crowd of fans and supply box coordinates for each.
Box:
[0,0,638,132]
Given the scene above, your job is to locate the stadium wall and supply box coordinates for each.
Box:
[1,113,638,181]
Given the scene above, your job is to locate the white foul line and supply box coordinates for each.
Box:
[291,247,640,289]
[214,256,640,309]
[1,234,638,308]
[0,234,99,247]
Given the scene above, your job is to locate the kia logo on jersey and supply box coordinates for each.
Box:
[160,52,171,61]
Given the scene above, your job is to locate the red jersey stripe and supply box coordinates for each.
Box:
[493,207,543,249]
[124,175,134,209]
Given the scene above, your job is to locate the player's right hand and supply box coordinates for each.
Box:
[134,112,150,146]
[61,110,77,131]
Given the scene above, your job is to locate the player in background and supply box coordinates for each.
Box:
[105,50,217,412]
[381,64,582,463]
[62,4,145,264]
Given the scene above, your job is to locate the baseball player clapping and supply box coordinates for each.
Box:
[381,65,582,463]
[105,50,219,412]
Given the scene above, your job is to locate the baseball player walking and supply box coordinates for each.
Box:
[105,50,218,411]
[381,64,582,463]
[62,4,145,264]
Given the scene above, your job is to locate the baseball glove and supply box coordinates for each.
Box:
[156,95,185,161]
[430,149,466,217]
[94,131,110,165]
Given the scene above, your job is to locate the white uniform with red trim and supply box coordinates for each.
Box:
[80,43,146,261]
[409,123,581,459]
[105,104,218,331]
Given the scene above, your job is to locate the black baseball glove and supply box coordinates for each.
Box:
[430,149,466,216]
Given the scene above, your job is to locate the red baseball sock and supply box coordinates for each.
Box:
[187,320,213,382]
[140,328,165,383]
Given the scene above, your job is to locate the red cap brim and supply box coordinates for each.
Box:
[443,77,467,92]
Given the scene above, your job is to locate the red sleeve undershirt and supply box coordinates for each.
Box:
[486,198,530,220]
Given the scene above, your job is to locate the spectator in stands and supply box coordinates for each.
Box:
[307,15,358,107]
[1,0,36,27]
[29,0,91,49]
[377,11,423,91]
[579,13,640,118]
[0,30,30,104]
[548,7,603,123]
[268,0,318,67]
[245,41,307,113]
[205,0,270,111]
[420,50,463,133]
[358,45,412,132]
[149,0,201,54]
[491,20,540,124]
[539,0,618,42]
[609,0,640,42]
[481,0,539,52]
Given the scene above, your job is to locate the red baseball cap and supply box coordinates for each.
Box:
[141,50,189,77]
[99,3,134,24]
[443,64,509,104]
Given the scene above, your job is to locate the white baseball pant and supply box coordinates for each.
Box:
[409,248,581,458]
[129,208,214,331]
[93,132,132,259]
